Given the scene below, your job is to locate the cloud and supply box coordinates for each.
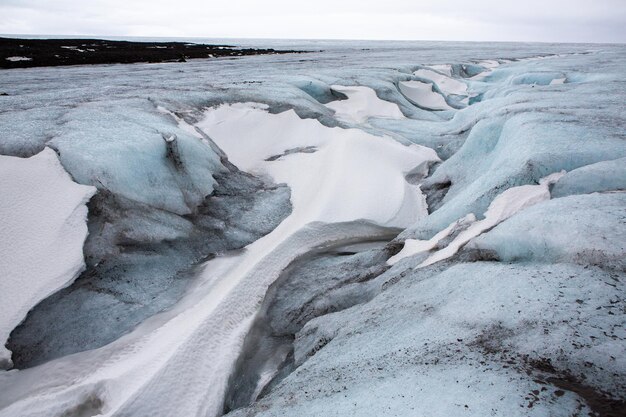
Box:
[0,0,624,42]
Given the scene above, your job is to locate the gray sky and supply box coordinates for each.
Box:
[1,0,625,43]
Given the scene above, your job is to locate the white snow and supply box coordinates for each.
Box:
[469,60,501,80]
[417,171,565,267]
[60,46,86,52]
[398,81,452,111]
[200,103,436,227]
[427,64,452,76]
[5,56,32,62]
[414,69,468,96]
[325,85,405,124]
[478,59,500,69]
[550,77,566,85]
[387,213,476,265]
[156,105,208,143]
[0,148,95,368]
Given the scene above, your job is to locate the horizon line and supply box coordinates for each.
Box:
[2,33,624,46]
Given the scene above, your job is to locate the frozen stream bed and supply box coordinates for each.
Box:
[0,40,625,417]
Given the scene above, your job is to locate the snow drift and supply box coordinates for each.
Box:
[0,148,95,368]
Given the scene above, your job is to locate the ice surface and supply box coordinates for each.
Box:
[48,99,224,215]
[293,77,348,104]
[468,192,626,270]
[0,148,95,368]
[552,157,626,197]
[223,243,393,412]
[0,68,438,417]
[0,41,624,417]
[415,171,564,267]
[231,262,625,417]
[402,107,626,240]
[509,71,568,86]
[8,166,292,368]
[427,64,453,76]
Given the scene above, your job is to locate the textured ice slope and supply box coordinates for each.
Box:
[4,95,294,368]
[469,192,626,270]
[224,46,626,417]
[400,66,626,239]
[389,171,564,267]
[49,98,224,215]
[231,262,625,417]
[552,157,626,197]
[0,149,95,368]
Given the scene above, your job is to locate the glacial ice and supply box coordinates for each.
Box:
[0,148,95,368]
[387,213,476,265]
[293,77,348,104]
[468,192,626,270]
[9,168,292,368]
[427,63,453,76]
[0,41,624,417]
[551,157,626,197]
[1,62,438,417]
[48,98,224,215]
[2,91,294,368]
[509,71,568,86]
[412,171,564,267]
[402,110,626,240]
[223,242,393,412]
[231,262,625,417]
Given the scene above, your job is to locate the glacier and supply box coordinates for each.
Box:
[0,40,624,417]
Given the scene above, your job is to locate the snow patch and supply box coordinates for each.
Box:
[387,213,476,265]
[398,81,452,111]
[414,69,468,96]
[5,56,32,62]
[427,64,452,76]
[0,148,95,368]
[478,59,500,69]
[325,85,405,124]
[406,171,565,268]
[199,103,437,227]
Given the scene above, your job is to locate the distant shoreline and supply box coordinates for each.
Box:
[0,37,303,69]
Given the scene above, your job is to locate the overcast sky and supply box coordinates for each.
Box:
[1,0,625,43]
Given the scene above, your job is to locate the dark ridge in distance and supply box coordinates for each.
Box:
[0,37,304,69]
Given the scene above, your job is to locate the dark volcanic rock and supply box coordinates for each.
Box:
[0,37,303,69]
